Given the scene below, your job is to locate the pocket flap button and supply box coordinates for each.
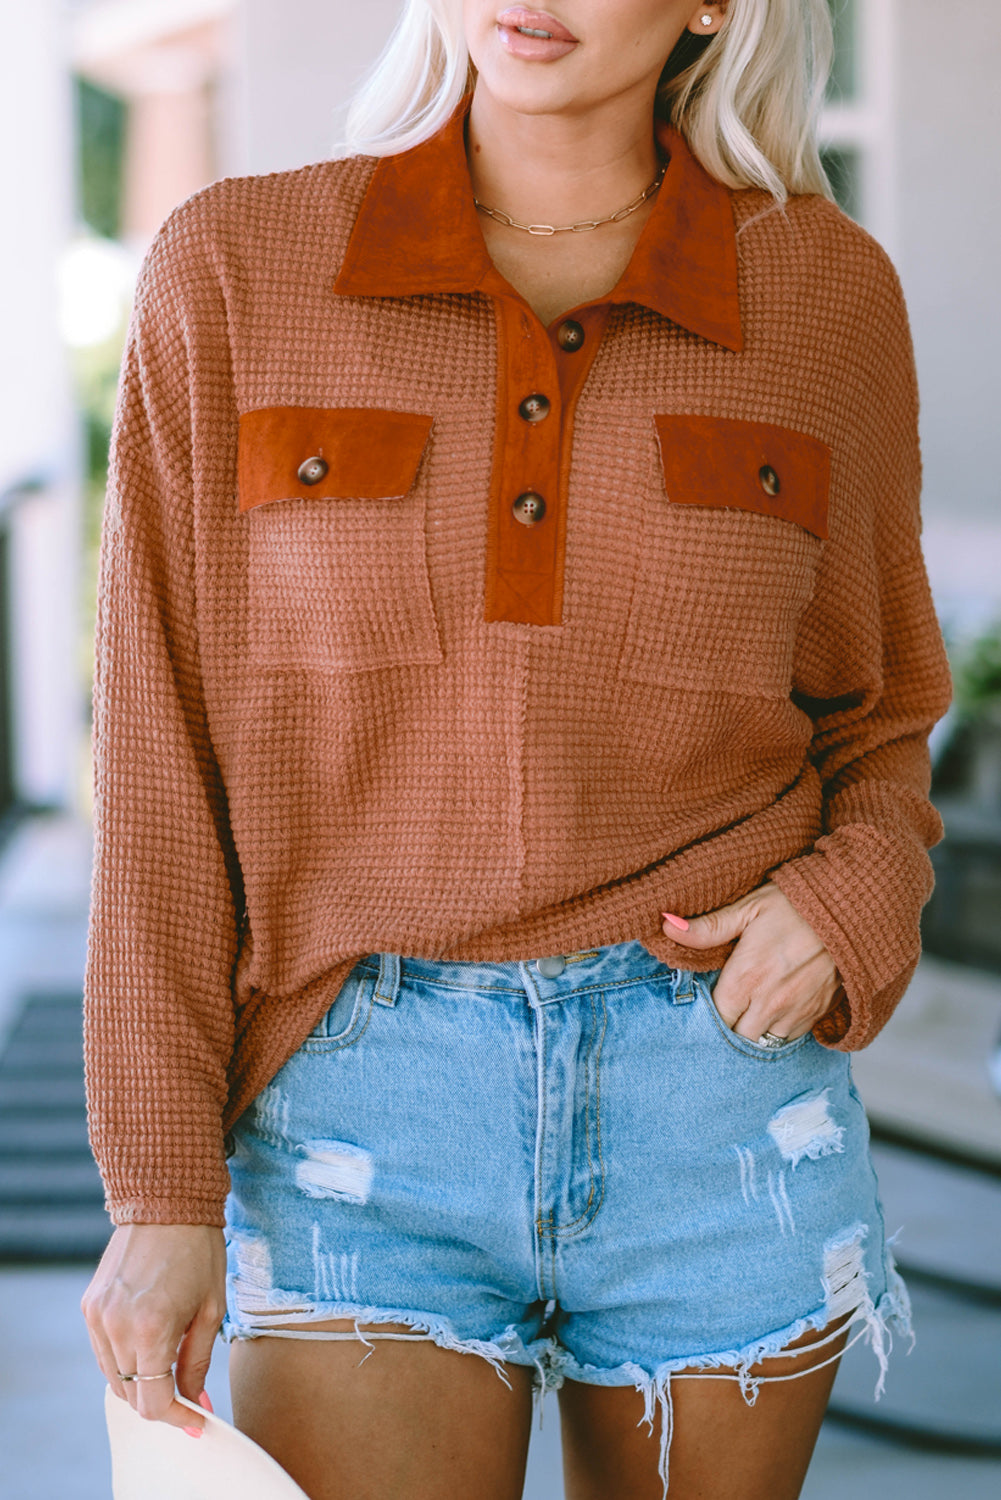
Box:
[298,456,328,485]
[512,491,547,525]
[758,464,781,497]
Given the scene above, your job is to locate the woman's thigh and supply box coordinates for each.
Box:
[223,953,548,1497]
[558,1320,849,1500]
[540,956,907,1497]
[229,1321,535,1500]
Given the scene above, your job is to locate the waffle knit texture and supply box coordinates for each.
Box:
[84,123,952,1225]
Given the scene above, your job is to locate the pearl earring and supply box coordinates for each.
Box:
[701,13,714,25]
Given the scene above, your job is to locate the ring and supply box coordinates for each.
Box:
[759,1030,791,1048]
[117,1370,174,1383]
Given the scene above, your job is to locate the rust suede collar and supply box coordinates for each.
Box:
[334,100,743,353]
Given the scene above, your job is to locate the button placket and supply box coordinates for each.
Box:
[484,299,563,624]
[556,319,585,352]
[519,393,551,424]
[512,491,546,526]
[483,301,610,626]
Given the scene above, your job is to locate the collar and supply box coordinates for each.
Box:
[333,99,743,353]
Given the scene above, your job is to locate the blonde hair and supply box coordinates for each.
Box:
[343,0,835,200]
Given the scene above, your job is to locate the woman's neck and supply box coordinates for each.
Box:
[465,83,662,231]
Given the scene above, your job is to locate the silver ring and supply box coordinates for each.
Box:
[117,1370,174,1383]
[759,1030,791,1049]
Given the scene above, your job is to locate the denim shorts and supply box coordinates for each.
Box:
[224,941,910,1491]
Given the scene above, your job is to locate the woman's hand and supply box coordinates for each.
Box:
[81,1224,227,1433]
[662,882,843,1042]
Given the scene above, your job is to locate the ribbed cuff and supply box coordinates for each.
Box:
[768,857,905,1051]
[106,1196,228,1228]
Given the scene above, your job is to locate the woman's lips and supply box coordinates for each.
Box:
[496,8,579,61]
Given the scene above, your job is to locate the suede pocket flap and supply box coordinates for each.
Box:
[239,407,433,513]
[654,415,831,540]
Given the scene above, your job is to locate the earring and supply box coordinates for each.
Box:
[701,13,714,26]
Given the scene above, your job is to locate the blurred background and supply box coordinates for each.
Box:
[0,2,998,1496]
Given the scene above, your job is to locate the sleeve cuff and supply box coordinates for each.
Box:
[105,1195,228,1228]
[768,853,919,1050]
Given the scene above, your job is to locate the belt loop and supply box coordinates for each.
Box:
[374,952,401,1007]
[672,968,696,1005]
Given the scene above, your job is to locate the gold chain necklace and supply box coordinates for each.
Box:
[473,162,667,237]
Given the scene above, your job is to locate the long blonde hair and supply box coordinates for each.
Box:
[342,0,835,201]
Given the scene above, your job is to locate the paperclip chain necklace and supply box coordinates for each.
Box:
[473,162,667,237]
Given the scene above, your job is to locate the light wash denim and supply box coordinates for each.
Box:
[224,940,910,1492]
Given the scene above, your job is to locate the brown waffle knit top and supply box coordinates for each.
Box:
[84,105,952,1226]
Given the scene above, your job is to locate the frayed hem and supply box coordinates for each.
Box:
[222,1301,550,1396]
[551,1279,912,1500]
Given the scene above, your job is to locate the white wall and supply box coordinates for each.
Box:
[893,0,1001,626]
[231,0,400,174]
[895,0,1001,524]
[0,3,76,492]
[0,0,82,809]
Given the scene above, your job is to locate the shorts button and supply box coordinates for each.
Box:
[556,319,585,352]
[536,955,566,977]
[758,464,780,497]
[298,456,328,485]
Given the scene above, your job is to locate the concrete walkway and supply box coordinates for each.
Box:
[1,813,999,1498]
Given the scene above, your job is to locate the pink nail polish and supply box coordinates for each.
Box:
[198,1391,214,1413]
[183,1426,203,1439]
[662,912,690,930]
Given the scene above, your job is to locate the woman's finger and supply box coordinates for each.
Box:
[707,887,840,1036]
[106,1354,206,1434]
[104,1326,173,1413]
[81,1313,129,1402]
[732,974,840,1043]
[134,1374,204,1434]
[732,1009,814,1042]
[175,1297,226,1405]
[107,1333,205,1433]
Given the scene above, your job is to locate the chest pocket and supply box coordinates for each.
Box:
[617,415,831,697]
[240,406,440,672]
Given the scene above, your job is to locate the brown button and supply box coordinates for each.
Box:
[556,320,585,353]
[758,465,781,497]
[519,393,551,423]
[298,456,328,485]
[512,491,546,525]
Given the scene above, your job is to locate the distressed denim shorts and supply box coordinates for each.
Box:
[224,941,910,1490]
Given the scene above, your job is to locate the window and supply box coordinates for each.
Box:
[826,0,858,106]
[819,144,862,223]
[819,0,896,249]
[75,77,127,240]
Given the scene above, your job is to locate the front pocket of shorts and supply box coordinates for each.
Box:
[617,416,830,696]
[240,406,442,672]
[301,966,376,1051]
[694,971,812,1062]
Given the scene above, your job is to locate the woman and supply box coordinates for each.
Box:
[81,2,952,1496]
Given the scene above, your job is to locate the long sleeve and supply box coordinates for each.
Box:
[769,252,953,1049]
[84,217,241,1224]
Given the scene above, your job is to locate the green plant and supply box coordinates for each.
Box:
[71,320,129,698]
[955,621,1001,721]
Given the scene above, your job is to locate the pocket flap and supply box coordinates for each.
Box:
[654,415,831,540]
[239,406,433,513]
